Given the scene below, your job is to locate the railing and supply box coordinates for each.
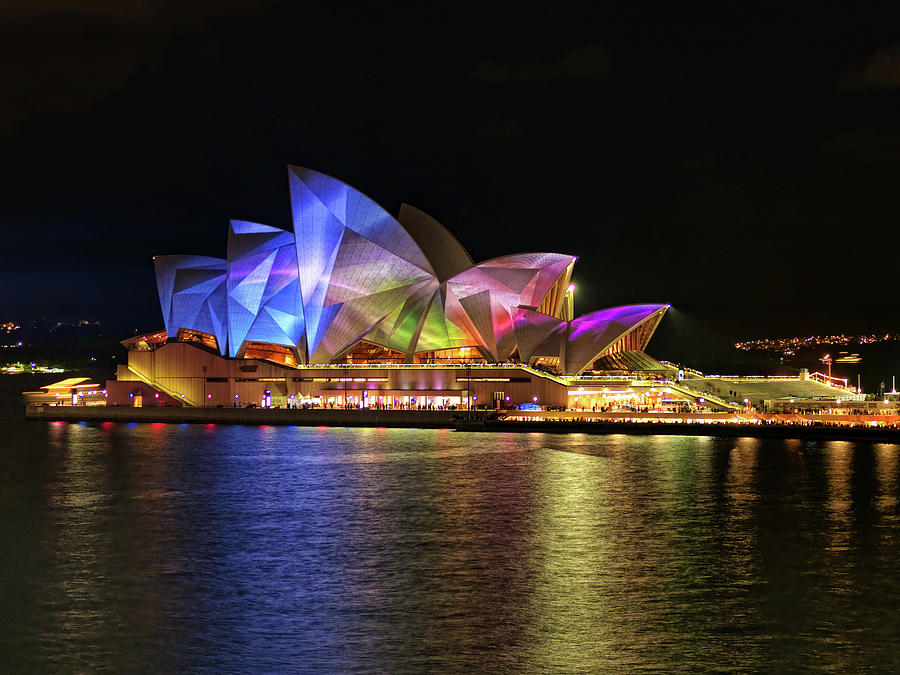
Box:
[808,371,853,389]
[249,360,573,385]
[570,374,664,381]
[125,364,198,407]
[568,375,741,411]
[288,362,541,370]
[517,364,571,386]
[699,374,800,380]
[658,361,704,377]
[666,381,741,410]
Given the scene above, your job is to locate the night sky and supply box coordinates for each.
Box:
[2,0,899,357]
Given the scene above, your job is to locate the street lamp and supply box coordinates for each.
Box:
[820,354,832,378]
[466,362,471,415]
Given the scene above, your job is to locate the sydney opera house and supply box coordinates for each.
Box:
[107,167,670,409]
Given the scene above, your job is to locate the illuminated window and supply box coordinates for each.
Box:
[122,330,169,351]
[415,346,485,364]
[178,328,218,351]
[341,341,406,365]
[242,342,297,366]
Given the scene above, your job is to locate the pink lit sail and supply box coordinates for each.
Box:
[154,168,668,374]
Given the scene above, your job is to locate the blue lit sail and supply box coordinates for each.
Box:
[155,167,668,374]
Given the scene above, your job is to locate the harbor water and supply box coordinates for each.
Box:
[3,377,900,671]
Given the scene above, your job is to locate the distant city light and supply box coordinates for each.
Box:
[736,332,898,353]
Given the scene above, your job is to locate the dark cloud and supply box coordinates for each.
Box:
[1,1,899,339]
[474,44,611,85]
[0,0,147,14]
[821,122,900,165]
[0,0,258,18]
[838,44,900,91]
[0,13,154,129]
[0,0,276,130]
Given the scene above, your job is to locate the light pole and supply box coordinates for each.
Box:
[821,354,832,378]
[466,362,471,416]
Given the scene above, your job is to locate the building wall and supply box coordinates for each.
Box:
[116,341,568,409]
[106,380,184,407]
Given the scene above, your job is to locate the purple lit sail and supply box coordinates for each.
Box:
[155,168,669,374]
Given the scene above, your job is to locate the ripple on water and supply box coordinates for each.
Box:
[2,420,900,672]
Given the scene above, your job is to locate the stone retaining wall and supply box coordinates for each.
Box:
[25,405,456,428]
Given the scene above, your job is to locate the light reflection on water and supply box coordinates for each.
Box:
[3,421,900,671]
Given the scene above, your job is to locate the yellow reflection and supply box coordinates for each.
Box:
[40,421,178,654]
[824,441,853,553]
[873,443,898,514]
[726,438,759,510]
[526,448,613,670]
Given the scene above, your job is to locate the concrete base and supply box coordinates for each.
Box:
[25,406,900,443]
[456,419,900,443]
[25,405,456,428]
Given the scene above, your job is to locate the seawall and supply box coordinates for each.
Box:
[456,419,900,443]
[25,405,456,428]
[24,406,900,443]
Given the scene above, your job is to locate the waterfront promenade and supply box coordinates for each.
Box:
[24,405,900,442]
[24,405,456,428]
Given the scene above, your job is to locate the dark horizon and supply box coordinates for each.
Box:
[1,1,898,347]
